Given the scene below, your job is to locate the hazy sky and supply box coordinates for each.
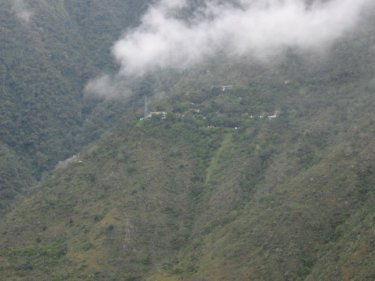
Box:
[86,0,373,97]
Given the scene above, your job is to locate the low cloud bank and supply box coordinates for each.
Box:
[86,0,373,97]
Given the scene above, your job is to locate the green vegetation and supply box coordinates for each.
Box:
[0,63,374,279]
[0,0,150,172]
[0,142,33,212]
[205,133,232,185]
[0,0,151,210]
[0,1,374,280]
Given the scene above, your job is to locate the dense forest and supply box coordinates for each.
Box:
[0,0,151,209]
[0,0,374,280]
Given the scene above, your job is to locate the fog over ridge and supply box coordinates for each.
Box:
[86,0,373,98]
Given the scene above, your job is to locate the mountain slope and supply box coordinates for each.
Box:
[0,0,152,214]
[0,142,33,212]
[0,58,374,280]
[0,0,150,176]
[0,1,374,280]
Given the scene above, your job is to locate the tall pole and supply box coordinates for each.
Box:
[144,95,148,119]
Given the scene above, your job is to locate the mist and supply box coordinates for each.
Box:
[86,0,373,97]
[12,0,33,23]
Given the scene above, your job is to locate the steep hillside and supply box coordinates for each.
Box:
[0,0,153,215]
[0,0,150,176]
[0,1,374,280]
[0,142,33,213]
[0,38,374,279]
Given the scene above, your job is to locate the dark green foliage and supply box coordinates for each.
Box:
[0,0,151,212]
[0,0,150,177]
[0,142,33,212]
[0,1,374,281]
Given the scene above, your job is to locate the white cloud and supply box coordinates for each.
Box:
[84,75,133,99]
[113,0,372,75]
[86,0,373,97]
